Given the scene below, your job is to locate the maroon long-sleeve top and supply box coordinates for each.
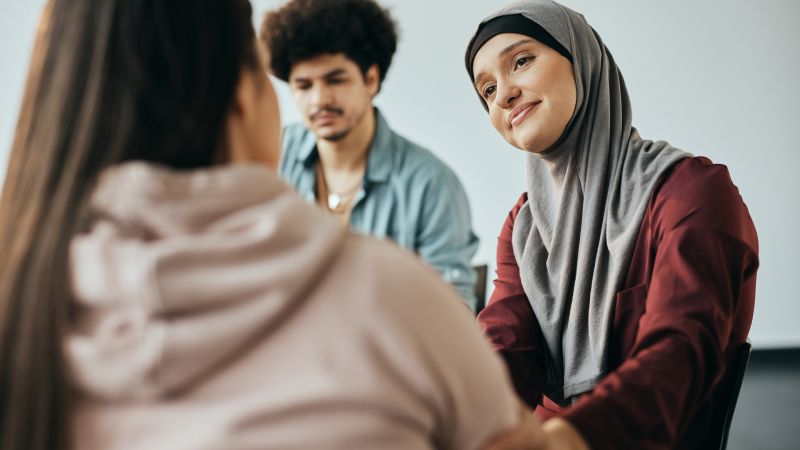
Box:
[478,157,758,449]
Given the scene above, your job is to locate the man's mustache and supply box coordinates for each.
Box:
[310,107,344,121]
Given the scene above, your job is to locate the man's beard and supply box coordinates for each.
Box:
[314,104,373,143]
[320,128,351,142]
[310,106,350,142]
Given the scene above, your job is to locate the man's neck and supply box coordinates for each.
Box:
[316,108,376,173]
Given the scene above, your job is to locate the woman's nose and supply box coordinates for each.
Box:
[496,84,520,109]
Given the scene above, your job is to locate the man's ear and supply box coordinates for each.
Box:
[365,64,381,98]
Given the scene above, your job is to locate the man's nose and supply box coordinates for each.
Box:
[310,84,333,107]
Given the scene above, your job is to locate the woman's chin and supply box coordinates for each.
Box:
[517,140,545,154]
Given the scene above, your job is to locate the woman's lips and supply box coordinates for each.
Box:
[509,102,541,128]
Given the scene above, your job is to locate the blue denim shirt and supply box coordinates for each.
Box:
[280,109,479,309]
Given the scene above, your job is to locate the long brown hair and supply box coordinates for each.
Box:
[0,1,259,449]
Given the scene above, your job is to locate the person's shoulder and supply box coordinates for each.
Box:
[653,156,755,241]
[325,234,519,447]
[335,234,469,317]
[509,192,528,221]
[655,156,740,208]
[281,122,313,154]
[279,122,316,176]
[388,128,459,182]
[282,121,310,136]
[658,156,736,198]
[493,192,529,241]
[338,235,451,291]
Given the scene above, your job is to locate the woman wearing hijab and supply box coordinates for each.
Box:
[465,1,758,449]
[0,1,522,449]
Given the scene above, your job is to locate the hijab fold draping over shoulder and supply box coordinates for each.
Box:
[466,0,689,405]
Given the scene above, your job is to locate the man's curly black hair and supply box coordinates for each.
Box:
[260,0,398,89]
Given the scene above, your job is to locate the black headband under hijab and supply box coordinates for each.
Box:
[465,14,572,110]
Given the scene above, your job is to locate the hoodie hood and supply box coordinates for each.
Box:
[66,162,344,400]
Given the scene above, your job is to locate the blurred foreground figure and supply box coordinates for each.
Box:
[0,1,522,449]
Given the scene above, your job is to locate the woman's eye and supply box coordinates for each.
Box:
[482,85,496,99]
[515,56,531,69]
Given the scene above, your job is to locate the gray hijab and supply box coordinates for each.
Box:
[466,0,689,405]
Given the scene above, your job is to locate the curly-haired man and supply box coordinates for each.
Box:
[261,0,479,309]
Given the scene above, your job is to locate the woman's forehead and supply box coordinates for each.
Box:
[472,33,542,78]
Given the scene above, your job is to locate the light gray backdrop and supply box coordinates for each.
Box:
[1,0,798,348]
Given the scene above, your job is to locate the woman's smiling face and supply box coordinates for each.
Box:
[472,33,577,153]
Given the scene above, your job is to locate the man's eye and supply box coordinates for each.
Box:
[482,85,496,99]
[295,83,311,90]
[328,78,345,85]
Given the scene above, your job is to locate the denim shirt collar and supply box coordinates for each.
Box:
[296,108,393,184]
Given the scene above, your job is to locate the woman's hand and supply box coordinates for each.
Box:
[482,415,590,450]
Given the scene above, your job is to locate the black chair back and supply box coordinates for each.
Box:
[717,339,752,450]
[473,264,488,314]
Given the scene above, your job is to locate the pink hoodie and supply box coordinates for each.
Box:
[66,162,520,450]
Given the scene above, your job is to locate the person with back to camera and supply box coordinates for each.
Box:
[463,1,759,449]
[261,0,482,310]
[0,1,525,449]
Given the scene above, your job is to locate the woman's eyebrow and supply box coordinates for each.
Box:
[499,38,535,58]
[473,38,535,87]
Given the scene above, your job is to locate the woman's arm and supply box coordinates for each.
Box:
[477,193,548,409]
[562,160,759,449]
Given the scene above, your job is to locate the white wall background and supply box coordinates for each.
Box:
[2,0,798,348]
